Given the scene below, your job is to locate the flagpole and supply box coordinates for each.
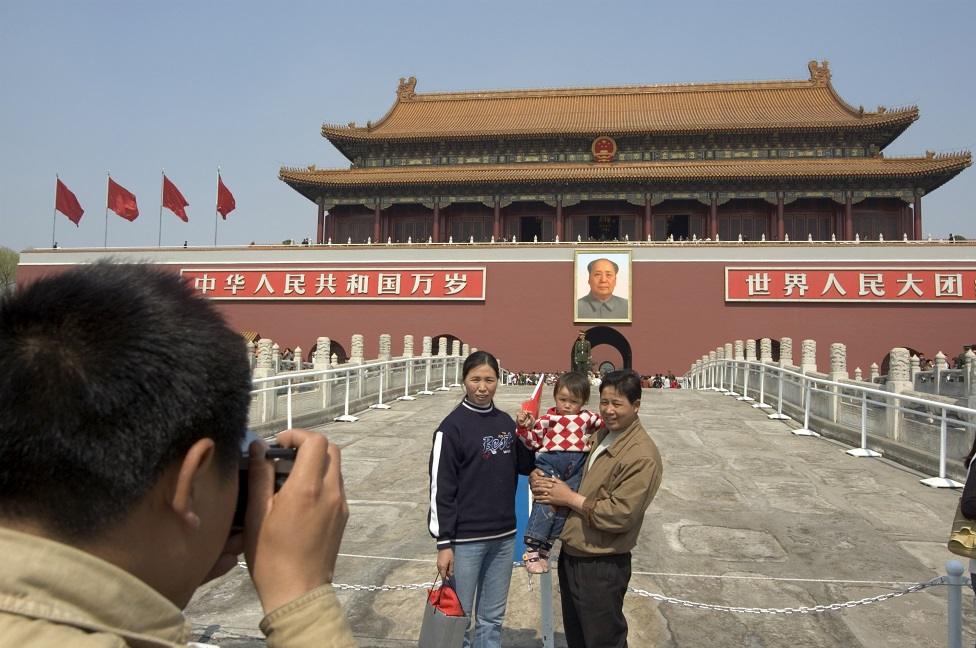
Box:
[214,166,220,247]
[158,170,165,247]
[105,172,110,248]
[52,175,58,248]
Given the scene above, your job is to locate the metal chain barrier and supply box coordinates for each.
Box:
[628,576,954,615]
[234,561,962,614]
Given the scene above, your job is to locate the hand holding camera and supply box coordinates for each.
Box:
[243,428,349,615]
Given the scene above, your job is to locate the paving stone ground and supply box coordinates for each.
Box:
[184,386,976,647]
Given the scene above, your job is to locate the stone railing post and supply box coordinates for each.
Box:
[870,363,879,382]
[403,334,415,358]
[829,342,848,422]
[313,337,332,369]
[854,367,863,381]
[437,337,448,357]
[272,343,281,374]
[379,334,392,361]
[965,350,976,411]
[313,337,332,408]
[780,337,793,367]
[253,339,276,423]
[293,346,303,371]
[910,355,921,384]
[422,336,432,358]
[760,338,772,364]
[886,347,913,442]
[246,341,256,372]
[801,339,817,374]
[452,339,461,357]
[350,334,364,364]
[746,339,757,362]
[462,343,470,357]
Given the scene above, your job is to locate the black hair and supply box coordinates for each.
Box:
[0,262,252,540]
[462,350,499,380]
[599,369,642,403]
[555,371,590,403]
[587,258,619,274]
[966,437,976,469]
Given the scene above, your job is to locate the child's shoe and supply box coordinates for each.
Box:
[523,549,548,574]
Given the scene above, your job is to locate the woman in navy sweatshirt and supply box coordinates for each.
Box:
[428,350,535,648]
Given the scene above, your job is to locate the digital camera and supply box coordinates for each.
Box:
[232,431,297,532]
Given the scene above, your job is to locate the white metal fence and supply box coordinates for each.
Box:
[248,355,463,433]
[686,358,976,487]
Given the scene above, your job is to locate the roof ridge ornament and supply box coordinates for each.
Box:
[397,76,417,101]
[807,59,831,85]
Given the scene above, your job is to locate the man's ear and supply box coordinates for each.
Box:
[169,438,217,531]
[633,399,641,411]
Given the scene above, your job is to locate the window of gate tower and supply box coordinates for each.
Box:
[588,215,620,241]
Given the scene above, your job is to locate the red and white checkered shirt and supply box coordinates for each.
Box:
[516,407,603,453]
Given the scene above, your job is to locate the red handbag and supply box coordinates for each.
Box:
[428,576,465,616]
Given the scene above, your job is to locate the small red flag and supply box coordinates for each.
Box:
[162,175,189,222]
[217,175,236,218]
[107,177,139,221]
[521,374,546,419]
[55,179,84,225]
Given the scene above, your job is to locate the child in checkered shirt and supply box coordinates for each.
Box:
[515,371,603,573]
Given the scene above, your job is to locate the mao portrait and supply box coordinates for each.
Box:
[574,251,632,323]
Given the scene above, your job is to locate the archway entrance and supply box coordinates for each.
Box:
[568,326,632,373]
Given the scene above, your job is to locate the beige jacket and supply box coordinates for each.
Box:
[559,417,662,557]
[0,527,356,647]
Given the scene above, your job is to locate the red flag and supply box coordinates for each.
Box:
[521,374,546,419]
[107,177,139,221]
[216,175,235,218]
[162,175,189,222]
[55,179,84,225]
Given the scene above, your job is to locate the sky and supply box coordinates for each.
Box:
[1,0,974,253]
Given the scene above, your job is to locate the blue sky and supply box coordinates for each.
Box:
[1,0,973,252]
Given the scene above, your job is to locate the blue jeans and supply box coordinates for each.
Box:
[452,536,515,648]
[525,451,587,545]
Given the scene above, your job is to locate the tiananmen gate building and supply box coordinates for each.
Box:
[16,62,974,375]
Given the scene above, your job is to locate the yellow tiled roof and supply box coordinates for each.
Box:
[322,62,917,142]
[280,153,971,189]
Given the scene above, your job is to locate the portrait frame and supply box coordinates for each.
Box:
[573,249,632,323]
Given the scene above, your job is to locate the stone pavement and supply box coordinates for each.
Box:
[184,385,975,647]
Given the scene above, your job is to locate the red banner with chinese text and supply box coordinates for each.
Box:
[180,267,486,300]
[725,267,976,303]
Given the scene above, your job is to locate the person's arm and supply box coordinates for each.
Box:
[961,464,976,519]
[429,426,461,576]
[243,428,355,646]
[535,455,661,533]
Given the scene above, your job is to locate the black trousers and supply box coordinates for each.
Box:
[558,551,631,648]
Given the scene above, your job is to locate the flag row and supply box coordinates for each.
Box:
[55,174,236,226]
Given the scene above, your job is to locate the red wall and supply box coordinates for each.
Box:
[16,256,975,376]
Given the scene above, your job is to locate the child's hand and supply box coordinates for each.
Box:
[516,409,534,428]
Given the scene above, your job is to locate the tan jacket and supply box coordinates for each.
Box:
[559,417,662,557]
[0,527,356,647]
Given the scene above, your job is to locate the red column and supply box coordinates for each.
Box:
[913,194,922,240]
[709,194,718,240]
[555,198,564,241]
[373,204,381,242]
[316,199,325,244]
[844,193,853,240]
[326,208,336,243]
[432,200,440,242]
[776,194,784,241]
[644,196,652,240]
[493,198,501,240]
